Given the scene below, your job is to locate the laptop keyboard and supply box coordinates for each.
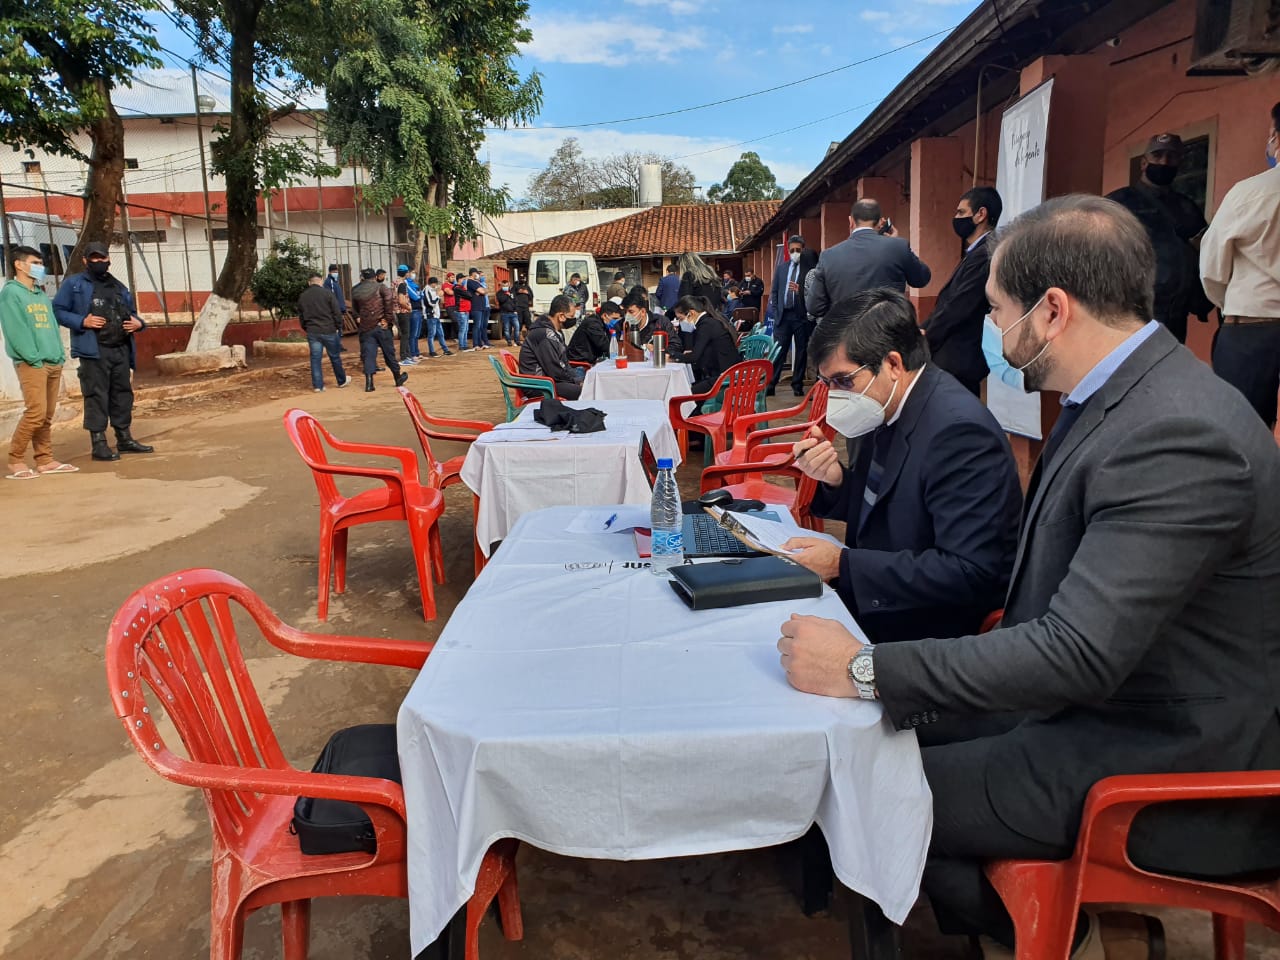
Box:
[690,516,755,555]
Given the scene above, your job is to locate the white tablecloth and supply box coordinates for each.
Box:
[397,506,933,954]
[580,359,695,416]
[460,399,680,556]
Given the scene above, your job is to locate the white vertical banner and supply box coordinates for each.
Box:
[988,78,1054,440]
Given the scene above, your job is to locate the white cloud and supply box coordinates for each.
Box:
[524,15,703,65]
[772,23,814,34]
[481,126,815,195]
[623,0,701,14]
[857,0,974,37]
[113,67,325,115]
[860,10,892,22]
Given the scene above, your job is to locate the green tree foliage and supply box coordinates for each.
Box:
[526,137,699,210]
[707,151,784,203]
[0,0,162,263]
[249,236,315,335]
[316,0,541,263]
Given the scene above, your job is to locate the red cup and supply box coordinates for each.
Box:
[615,357,629,369]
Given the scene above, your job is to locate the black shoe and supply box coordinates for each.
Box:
[793,387,806,397]
[375,366,386,372]
[395,372,409,387]
[765,386,776,397]
[90,431,120,461]
[115,429,154,454]
[365,375,375,392]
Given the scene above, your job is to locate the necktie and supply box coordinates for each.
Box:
[858,427,895,529]
[785,263,797,308]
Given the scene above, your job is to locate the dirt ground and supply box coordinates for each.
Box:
[1,341,1276,960]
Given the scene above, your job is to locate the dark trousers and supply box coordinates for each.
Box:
[1212,322,1280,428]
[397,313,414,359]
[772,309,811,391]
[359,327,402,378]
[78,344,133,432]
[920,734,1080,952]
[554,379,582,400]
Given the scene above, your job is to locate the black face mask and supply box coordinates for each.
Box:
[562,315,578,328]
[87,260,110,278]
[1145,163,1178,187]
[952,216,977,240]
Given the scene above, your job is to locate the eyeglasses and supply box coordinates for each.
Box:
[816,364,870,392]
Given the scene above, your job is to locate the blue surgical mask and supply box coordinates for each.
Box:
[983,294,1050,392]
[1268,151,1277,170]
[28,263,47,283]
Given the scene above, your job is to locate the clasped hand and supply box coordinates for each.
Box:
[777,614,863,698]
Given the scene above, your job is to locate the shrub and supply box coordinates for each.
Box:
[250,237,316,337]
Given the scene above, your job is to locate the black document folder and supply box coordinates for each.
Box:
[667,555,823,611]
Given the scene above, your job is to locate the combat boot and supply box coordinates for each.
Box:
[91,431,120,461]
[115,429,154,454]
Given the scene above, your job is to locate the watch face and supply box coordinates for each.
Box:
[851,655,875,683]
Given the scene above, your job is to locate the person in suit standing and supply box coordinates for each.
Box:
[769,235,819,397]
[921,187,1001,395]
[782,288,1021,650]
[777,195,1280,959]
[807,199,931,321]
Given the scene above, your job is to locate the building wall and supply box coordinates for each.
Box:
[453,208,646,260]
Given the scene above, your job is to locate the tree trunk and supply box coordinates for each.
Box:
[69,80,125,269]
[187,0,263,352]
[413,181,438,272]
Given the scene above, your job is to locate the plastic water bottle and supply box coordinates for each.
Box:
[649,457,684,576]
[608,331,619,361]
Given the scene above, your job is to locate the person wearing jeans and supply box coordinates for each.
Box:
[467,270,491,349]
[423,278,451,357]
[455,276,472,351]
[297,272,349,391]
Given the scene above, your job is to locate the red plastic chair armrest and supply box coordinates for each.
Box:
[154,752,407,819]
[700,457,801,493]
[734,398,812,434]
[321,437,422,483]
[267,623,433,669]
[669,378,731,430]
[306,462,412,499]
[569,360,591,371]
[743,419,823,457]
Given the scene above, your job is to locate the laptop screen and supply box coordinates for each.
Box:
[638,431,659,490]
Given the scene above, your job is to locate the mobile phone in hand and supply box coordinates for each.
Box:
[878,218,893,235]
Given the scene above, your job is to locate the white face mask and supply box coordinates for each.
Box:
[824,366,899,438]
[790,252,801,264]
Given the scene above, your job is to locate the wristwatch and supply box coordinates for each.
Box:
[847,646,877,700]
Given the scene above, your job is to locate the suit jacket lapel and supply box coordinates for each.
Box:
[856,365,938,537]
[1007,326,1181,591]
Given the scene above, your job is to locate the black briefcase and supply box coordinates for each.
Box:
[291,723,401,856]
[668,555,823,611]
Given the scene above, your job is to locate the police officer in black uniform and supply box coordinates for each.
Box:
[53,241,153,461]
[1106,133,1211,343]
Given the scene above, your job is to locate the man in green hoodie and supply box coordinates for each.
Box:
[1,246,76,479]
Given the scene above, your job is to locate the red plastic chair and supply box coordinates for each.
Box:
[396,387,492,579]
[283,409,445,622]
[498,349,588,402]
[105,569,522,960]
[669,359,773,461]
[986,774,1280,960]
[714,382,830,469]
[698,419,836,531]
[979,609,1003,633]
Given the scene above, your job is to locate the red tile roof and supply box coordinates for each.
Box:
[491,201,782,261]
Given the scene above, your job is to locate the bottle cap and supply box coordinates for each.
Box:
[657,458,674,469]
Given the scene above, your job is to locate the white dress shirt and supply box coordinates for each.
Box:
[1200,166,1280,318]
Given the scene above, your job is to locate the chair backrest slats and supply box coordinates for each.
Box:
[721,360,772,428]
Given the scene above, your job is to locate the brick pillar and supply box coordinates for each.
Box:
[909,137,966,318]
[857,176,905,230]
[797,215,821,253]
[820,184,857,251]
[1000,54,1109,487]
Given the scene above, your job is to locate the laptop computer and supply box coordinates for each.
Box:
[636,432,777,558]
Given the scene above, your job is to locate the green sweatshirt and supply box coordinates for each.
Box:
[0,279,65,367]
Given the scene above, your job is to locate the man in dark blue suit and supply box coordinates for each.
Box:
[922,187,1001,396]
[783,289,1021,647]
[768,234,818,396]
[807,199,931,320]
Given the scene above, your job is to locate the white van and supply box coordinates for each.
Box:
[528,251,598,315]
[3,213,79,281]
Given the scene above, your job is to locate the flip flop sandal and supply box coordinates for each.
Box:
[6,468,39,480]
[37,462,79,475]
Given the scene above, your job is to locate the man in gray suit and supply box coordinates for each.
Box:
[778,194,1280,958]
[806,198,931,320]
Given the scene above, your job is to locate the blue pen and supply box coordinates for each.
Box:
[603,512,618,530]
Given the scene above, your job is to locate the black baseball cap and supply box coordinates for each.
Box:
[1145,133,1185,159]
[84,241,110,258]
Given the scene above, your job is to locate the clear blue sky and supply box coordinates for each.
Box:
[138,0,981,200]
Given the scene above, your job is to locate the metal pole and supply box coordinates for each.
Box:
[39,174,57,278]
[179,215,195,323]
[385,206,394,273]
[150,208,171,323]
[0,177,11,279]
[316,129,325,265]
[352,165,362,268]
[192,66,217,287]
[118,178,138,295]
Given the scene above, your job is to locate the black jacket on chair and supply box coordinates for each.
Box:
[809,364,1021,645]
[923,233,993,392]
